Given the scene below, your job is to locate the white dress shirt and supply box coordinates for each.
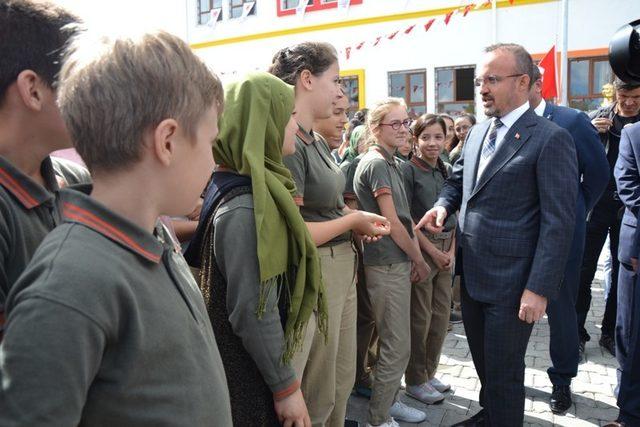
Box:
[477,101,531,179]
[533,99,547,117]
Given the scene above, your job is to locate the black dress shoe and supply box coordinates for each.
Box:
[451,410,485,426]
[600,334,616,357]
[549,385,572,414]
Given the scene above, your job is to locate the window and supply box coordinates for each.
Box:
[569,56,614,111]
[436,66,475,116]
[340,69,365,119]
[277,0,362,16]
[388,70,426,118]
[198,0,223,25]
[230,0,256,19]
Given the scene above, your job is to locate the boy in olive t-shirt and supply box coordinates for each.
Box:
[0,31,232,426]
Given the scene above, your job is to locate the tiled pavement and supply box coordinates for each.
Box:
[346,259,619,426]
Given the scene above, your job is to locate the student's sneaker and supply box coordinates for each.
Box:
[406,382,445,405]
[429,376,451,393]
[389,400,427,422]
[366,418,400,427]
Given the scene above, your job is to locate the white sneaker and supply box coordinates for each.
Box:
[406,382,445,404]
[429,376,451,393]
[389,400,427,423]
[366,418,400,427]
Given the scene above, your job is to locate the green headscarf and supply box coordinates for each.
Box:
[212,72,327,363]
[341,124,365,164]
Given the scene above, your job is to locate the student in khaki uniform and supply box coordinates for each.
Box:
[270,42,390,427]
[401,114,457,406]
[186,72,315,427]
[0,0,81,338]
[353,98,431,427]
[0,31,232,426]
[315,91,349,162]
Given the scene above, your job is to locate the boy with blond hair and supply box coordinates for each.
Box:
[0,30,232,426]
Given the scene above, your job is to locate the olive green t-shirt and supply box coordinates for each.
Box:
[400,157,457,232]
[353,146,414,266]
[283,126,349,246]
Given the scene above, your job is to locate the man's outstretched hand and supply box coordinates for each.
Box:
[414,206,447,234]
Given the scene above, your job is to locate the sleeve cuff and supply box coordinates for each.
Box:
[343,192,357,201]
[373,187,392,198]
[272,378,300,401]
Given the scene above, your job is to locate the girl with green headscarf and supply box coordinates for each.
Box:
[188,72,317,426]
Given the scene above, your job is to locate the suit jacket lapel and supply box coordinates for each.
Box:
[471,109,537,199]
[543,103,554,121]
[466,120,491,190]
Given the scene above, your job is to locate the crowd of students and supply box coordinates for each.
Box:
[2,1,639,427]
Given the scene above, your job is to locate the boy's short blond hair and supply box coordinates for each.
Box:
[58,30,223,173]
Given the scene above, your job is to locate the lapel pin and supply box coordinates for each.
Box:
[515,133,521,140]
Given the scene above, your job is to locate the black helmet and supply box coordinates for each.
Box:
[609,19,640,84]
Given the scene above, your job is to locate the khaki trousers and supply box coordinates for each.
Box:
[406,237,454,385]
[355,242,378,387]
[293,241,357,427]
[452,275,462,312]
[365,262,412,425]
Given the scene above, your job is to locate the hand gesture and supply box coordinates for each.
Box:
[273,388,311,427]
[353,211,390,243]
[519,289,547,324]
[411,259,431,283]
[430,250,451,271]
[591,117,613,134]
[415,206,447,234]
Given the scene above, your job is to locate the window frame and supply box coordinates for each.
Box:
[197,0,223,25]
[568,55,614,111]
[277,0,362,17]
[387,69,427,118]
[340,69,365,119]
[435,65,476,115]
[230,0,256,19]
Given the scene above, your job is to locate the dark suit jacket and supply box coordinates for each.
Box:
[615,122,640,265]
[543,103,609,265]
[436,108,578,305]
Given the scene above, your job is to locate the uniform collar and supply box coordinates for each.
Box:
[498,101,531,130]
[296,124,315,145]
[60,185,165,263]
[0,156,58,209]
[370,144,397,165]
[410,156,437,172]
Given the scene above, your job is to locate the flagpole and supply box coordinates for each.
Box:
[560,0,569,106]
[492,0,497,43]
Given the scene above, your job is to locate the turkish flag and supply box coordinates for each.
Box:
[539,45,558,100]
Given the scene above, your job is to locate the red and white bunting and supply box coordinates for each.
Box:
[373,36,382,46]
[356,41,365,49]
[241,1,255,20]
[337,0,351,11]
[404,24,416,34]
[424,18,436,32]
[387,30,399,40]
[207,8,221,29]
[296,0,311,18]
[444,10,455,25]
[345,46,352,60]
[462,4,474,16]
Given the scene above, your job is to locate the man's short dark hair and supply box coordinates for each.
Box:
[614,77,640,92]
[0,0,79,101]
[531,65,542,83]
[485,43,536,88]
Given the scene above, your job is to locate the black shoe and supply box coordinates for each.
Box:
[549,385,572,414]
[600,334,616,357]
[451,409,485,426]
[450,311,463,324]
[579,340,586,362]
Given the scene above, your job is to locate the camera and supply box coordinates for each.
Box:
[610,19,640,84]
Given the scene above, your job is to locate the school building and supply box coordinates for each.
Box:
[187,0,639,119]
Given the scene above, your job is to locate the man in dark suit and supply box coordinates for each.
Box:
[528,67,609,414]
[606,122,640,427]
[417,43,578,427]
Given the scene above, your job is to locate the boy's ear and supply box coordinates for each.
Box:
[153,118,179,167]
[15,70,47,112]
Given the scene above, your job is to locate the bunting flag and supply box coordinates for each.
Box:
[424,18,435,32]
[509,0,514,4]
[373,36,382,46]
[539,45,558,99]
[356,41,365,49]
[337,0,351,10]
[404,24,416,34]
[463,4,474,16]
[444,10,455,25]
[296,0,310,18]
[345,46,352,60]
[241,1,255,20]
[387,30,399,39]
[207,8,221,28]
